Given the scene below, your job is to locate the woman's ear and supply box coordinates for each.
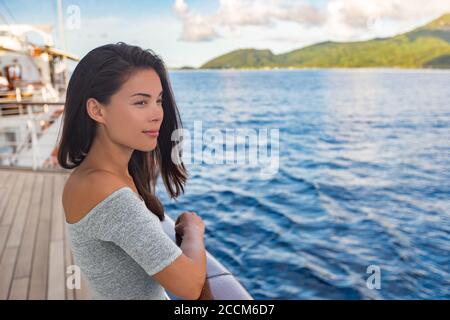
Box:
[86,97,106,124]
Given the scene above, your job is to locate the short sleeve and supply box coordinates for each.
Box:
[92,188,183,276]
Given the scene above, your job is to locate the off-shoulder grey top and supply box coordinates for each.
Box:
[65,187,183,300]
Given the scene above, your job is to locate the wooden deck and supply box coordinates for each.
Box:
[0,166,254,301]
[0,166,91,300]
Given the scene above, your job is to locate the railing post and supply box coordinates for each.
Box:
[27,105,41,170]
[16,88,23,114]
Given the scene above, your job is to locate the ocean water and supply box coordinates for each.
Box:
[157,69,450,299]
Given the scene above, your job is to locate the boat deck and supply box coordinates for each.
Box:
[0,166,91,299]
[0,166,253,300]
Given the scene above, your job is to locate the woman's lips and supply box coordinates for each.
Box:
[143,131,159,137]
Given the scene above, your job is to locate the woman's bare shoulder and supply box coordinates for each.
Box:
[63,169,130,224]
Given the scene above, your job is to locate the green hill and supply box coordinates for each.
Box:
[200,13,450,69]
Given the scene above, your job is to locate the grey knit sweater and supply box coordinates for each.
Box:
[65,187,182,300]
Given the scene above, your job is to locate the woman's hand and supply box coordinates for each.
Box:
[174,211,205,246]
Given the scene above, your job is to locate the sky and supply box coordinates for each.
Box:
[1,0,450,68]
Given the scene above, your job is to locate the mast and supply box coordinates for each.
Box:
[56,0,67,88]
[56,0,66,50]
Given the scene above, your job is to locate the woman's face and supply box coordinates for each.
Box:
[101,68,164,152]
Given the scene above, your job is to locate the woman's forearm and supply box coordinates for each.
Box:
[180,232,207,294]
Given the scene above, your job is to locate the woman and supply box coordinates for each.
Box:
[58,42,206,300]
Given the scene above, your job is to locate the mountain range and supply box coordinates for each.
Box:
[199,13,450,69]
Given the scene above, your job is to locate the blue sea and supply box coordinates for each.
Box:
[157,69,450,299]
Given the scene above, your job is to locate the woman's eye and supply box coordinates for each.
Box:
[157,99,163,105]
[134,100,147,106]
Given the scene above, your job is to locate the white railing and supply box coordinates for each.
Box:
[0,101,64,170]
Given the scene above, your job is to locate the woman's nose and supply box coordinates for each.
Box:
[149,102,163,123]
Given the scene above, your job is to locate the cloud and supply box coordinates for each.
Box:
[173,0,220,41]
[173,0,450,42]
[173,0,325,42]
[329,0,450,29]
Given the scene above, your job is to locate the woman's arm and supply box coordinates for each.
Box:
[180,231,207,291]
[152,231,206,300]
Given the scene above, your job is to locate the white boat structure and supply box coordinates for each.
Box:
[0,23,77,169]
[0,18,253,300]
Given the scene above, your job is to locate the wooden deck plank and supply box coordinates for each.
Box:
[13,174,44,279]
[0,173,25,267]
[0,171,11,191]
[0,225,10,270]
[28,174,53,300]
[0,174,17,230]
[9,277,29,300]
[1,173,35,300]
[0,172,17,265]
[0,247,18,299]
[48,174,66,299]
[0,173,26,226]
[48,240,65,299]
[51,174,65,242]
[6,173,35,248]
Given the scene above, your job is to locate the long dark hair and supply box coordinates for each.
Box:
[57,42,188,221]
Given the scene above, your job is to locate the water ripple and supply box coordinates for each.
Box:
[160,69,450,299]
